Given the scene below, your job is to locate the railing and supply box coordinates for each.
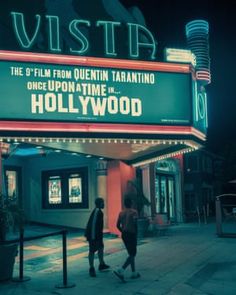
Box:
[185,203,212,225]
[1,229,75,288]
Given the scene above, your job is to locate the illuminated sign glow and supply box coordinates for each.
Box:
[193,81,208,133]
[0,58,192,125]
[11,12,157,60]
[165,48,196,66]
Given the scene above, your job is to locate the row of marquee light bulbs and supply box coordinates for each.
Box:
[0,137,200,147]
[0,137,199,166]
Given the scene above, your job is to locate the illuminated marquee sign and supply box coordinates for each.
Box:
[165,48,196,66]
[0,59,192,125]
[10,12,157,60]
[193,81,208,133]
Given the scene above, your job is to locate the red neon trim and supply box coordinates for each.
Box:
[0,121,206,140]
[0,50,192,73]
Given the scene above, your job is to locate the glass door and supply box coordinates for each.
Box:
[155,176,160,213]
[160,176,168,214]
[155,174,176,221]
[168,177,175,220]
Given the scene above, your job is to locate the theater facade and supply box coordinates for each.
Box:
[0,2,210,234]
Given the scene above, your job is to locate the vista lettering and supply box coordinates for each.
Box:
[11,12,157,60]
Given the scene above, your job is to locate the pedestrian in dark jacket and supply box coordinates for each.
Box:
[114,197,140,281]
[85,197,110,277]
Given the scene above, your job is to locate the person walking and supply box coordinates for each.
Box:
[114,196,140,281]
[84,197,110,277]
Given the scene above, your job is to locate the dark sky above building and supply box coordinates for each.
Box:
[121,0,236,153]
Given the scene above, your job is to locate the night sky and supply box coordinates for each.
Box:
[121,0,236,153]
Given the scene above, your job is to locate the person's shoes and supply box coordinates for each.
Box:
[89,267,96,277]
[98,263,110,271]
[130,272,141,279]
[113,269,125,282]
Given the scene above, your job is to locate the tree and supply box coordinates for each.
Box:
[125,179,150,218]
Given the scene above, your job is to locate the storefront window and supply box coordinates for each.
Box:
[4,166,22,205]
[6,170,17,201]
[42,167,88,209]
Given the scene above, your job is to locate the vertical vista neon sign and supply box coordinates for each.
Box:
[11,12,157,59]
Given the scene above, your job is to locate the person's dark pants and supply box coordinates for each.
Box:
[88,239,105,271]
[122,231,137,256]
[88,239,104,253]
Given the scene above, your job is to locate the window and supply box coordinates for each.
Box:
[6,170,17,200]
[185,155,199,172]
[185,192,196,212]
[42,167,88,209]
[206,157,212,173]
[4,166,22,205]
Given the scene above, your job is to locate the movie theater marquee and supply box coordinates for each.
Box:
[0,11,207,135]
[0,60,192,125]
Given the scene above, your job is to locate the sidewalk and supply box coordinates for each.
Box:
[1,222,236,295]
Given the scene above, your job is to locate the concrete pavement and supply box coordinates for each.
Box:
[1,221,236,295]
